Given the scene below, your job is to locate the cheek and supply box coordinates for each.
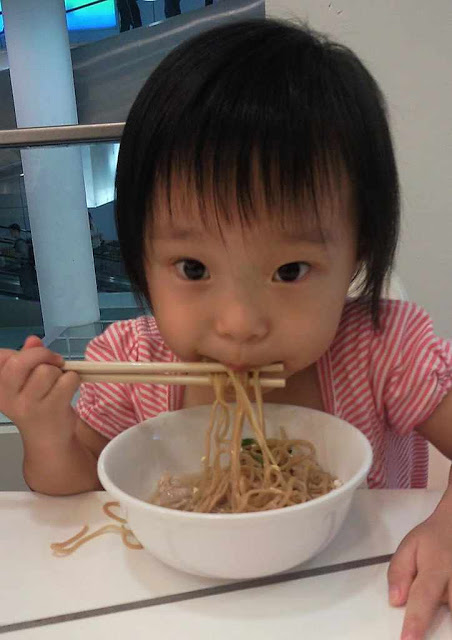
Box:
[149,282,204,359]
[277,290,346,369]
[290,314,338,355]
[153,309,196,359]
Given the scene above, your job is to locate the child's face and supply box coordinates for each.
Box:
[145,185,358,378]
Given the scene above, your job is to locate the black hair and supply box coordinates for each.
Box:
[9,223,21,232]
[115,18,399,326]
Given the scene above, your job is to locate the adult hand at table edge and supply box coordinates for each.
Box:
[387,507,452,640]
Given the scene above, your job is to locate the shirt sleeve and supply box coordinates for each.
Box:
[383,304,452,435]
[76,321,140,439]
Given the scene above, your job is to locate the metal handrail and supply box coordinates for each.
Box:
[0,123,124,149]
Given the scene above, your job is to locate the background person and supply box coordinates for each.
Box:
[116,0,142,32]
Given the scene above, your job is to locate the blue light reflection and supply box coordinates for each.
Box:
[0,1,116,33]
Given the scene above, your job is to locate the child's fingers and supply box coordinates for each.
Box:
[0,336,43,372]
[0,347,64,396]
[387,538,417,607]
[48,370,81,406]
[22,363,64,402]
[22,335,44,350]
[400,571,447,640]
[0,348,17,370]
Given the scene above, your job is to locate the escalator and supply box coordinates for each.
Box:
[0,0,264,133]
[0,247,131,300]
[0,268,131,299]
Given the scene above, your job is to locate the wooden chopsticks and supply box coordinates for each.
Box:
[63,361,285,388]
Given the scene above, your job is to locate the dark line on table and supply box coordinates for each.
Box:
[0,553,393,634]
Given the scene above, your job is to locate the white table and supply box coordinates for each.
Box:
[1,490,451,639]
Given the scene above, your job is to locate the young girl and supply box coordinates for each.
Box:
[0,18,451,640]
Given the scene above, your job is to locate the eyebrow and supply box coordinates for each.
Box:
[154,225,329,244]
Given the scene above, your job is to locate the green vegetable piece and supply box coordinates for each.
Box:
[251,453,264,466]
[241,438,257,447]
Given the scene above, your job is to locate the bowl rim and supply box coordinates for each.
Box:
[97,404,373,521]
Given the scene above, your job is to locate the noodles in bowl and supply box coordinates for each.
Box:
[98,382,373,579]
[150,371,339,513]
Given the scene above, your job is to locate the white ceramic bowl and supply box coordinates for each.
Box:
[98,404,372,579]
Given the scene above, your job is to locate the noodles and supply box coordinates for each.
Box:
[150,371,339,513]
[51,371,340,557]
[50,502,143,556]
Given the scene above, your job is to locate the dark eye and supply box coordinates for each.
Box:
[175,259,209,281]
[273,262,310,283]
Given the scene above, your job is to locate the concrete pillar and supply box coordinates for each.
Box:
[3,0,100,333]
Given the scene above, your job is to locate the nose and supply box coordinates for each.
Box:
[213,287,270,345]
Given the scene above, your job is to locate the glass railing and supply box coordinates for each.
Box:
[0,123,145,361]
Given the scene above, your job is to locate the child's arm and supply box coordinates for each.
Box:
[0,336,108,495]
[22,415,108,495]
[388,388,452,640]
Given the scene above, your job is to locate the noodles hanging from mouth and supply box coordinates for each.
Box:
[150,370,340,513]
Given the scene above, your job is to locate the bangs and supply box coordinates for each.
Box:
[149,32,350,230]
[153,131,345,235]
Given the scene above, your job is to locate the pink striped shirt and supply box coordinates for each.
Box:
[76,300,452,488]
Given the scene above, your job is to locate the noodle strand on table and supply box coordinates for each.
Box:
[50,502,143,556]
[151,370,339,513]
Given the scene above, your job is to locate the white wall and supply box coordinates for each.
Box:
[266,0,452,339]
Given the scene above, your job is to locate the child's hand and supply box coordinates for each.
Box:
[388,509,452,639]
[0,336,80,442]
